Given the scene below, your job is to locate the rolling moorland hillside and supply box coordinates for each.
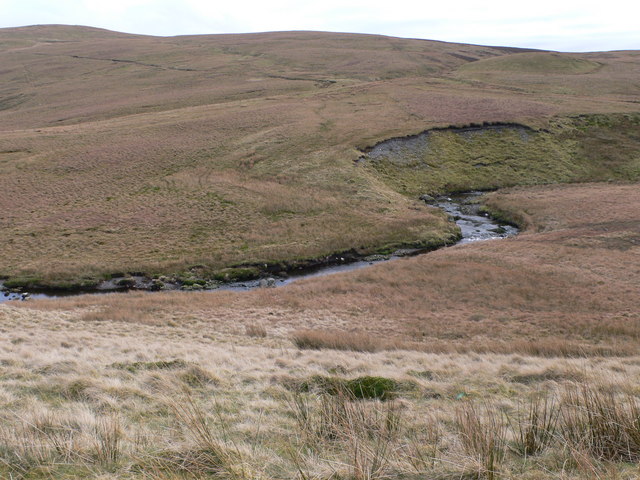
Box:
[1,25,640,480]
[0,25,639,287]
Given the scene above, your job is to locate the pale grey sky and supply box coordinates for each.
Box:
[1,0,638,52]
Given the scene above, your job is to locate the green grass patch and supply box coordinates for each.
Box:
[110,359,188,373]
[212,267,261,282]
[292,375,413,400]
[458,52,601,75]
[366,114,640,197]
[2,276,43,289]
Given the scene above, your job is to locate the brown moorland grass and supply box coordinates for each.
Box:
[2,26,640,479]
[1,182,639,478]
[1,302,640,478]
[0,26,639,285]
[19,181,640,356]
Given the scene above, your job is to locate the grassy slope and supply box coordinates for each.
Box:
[0,26,639,286]
[2,181,639,479]
[25,181,640,356]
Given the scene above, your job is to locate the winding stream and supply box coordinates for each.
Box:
[0,192,517,302]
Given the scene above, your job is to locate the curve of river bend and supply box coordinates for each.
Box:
[0,192,518,302]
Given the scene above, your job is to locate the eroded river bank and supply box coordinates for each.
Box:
[0,192,517,302]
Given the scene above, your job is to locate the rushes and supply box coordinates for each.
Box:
[560,384,640,462]
[510,395,559,457]
[450,383,640,477]
[455,402,507,479]
[288,391,402,479]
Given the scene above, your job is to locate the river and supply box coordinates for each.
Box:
[0,192,517,301]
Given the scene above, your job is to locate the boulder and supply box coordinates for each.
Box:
[392,248,418,257]
[419,194,436,204]
[364,254,389,262]
[259,277,276,288]
[149,279,165,291]
[459,204,481,215]
[116,277,136,288]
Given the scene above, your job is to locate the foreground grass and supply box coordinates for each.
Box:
[1,181,638,478]
[2,304,640,479]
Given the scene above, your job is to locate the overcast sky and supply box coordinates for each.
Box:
[1,0,639,52]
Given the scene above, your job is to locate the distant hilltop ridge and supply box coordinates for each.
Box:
[2,23,547,51]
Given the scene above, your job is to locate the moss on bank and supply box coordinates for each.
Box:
[364,113,640,196]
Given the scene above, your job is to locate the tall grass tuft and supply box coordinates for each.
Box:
[403,414,442,474]
[455,402,507,480]
[291,329,387,352]
[245,323,267,338]
[167,393,251,479]
[509,395,560,457]
[288,391,402,479]
[93,414,122,467]
[0,411,125,474]
[561,384,640,462]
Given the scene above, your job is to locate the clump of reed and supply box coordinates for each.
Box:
[287,389,402,480]
[561,384,640,462]
[291,329,390,353]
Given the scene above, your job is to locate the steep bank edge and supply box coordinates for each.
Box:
[357,113,640,196]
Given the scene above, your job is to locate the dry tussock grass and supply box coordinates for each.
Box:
[1,301,640,478]
[0,27,639,284]
[291,329,390,352]
[21,182,639,357]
